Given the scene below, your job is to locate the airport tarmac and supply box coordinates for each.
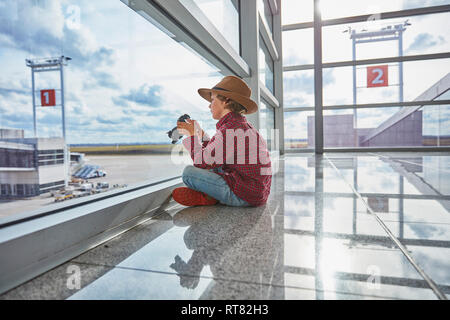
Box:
[0,153,192,219]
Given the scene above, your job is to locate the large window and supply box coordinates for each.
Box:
[282,1,450,151]
[0,0,224,218]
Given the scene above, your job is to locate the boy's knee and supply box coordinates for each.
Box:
[183,165,196,177]
[182,165,196,184]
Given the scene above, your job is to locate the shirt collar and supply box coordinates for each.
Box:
[216,112,246,129]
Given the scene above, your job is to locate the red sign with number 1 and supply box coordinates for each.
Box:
[40,89,56,106]
[367,65,388,88]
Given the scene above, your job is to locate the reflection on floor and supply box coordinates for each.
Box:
[1,152,449,300]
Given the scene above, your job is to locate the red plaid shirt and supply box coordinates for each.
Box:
[183,112,272,206]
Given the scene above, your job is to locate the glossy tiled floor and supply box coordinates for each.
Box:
[1,153,449,300]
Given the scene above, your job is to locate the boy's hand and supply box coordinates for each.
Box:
[177,119,204,138]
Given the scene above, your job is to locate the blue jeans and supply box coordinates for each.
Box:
[182,165,250,207]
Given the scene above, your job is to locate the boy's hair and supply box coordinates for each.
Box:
[216,94,247,114]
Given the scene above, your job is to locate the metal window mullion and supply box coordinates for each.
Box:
[323,100,450,110]
[273,0,285,154]
[267,0,278,15]
[283,52,450,71]
[259,13,279,61]
[321,4,450,27]
[283,22,313,31]
[324,52,450,68]
[284,148,315,153]
[284,64,314,72]
[282,4,450,31]
[313,0,323,154]
[284,100,450,112]
[240,0,260,130]
[283,107,315,112]
[259,80,279,107]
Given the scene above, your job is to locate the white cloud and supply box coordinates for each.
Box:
[0,0,222,144]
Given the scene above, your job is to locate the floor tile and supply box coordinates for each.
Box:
[67,266,311,300]
[0,261,112,300]
[283,233,427,291]
[284,273,437,300]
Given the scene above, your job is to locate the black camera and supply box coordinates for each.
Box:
[167,114,191,144]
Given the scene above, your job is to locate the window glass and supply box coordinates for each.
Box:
[259,35,275,94]
[283,28,314,66]
[0,0,223,218]
[284,111,314,149]
[191,0,241,54]
[424,89,450,147]
[322,12,450,63]
[322,104,450,148]
[281,0,313,25]
[323,59,450,106]
[259,98,275,150]
[283,104,447,149]
[283,69,315,108]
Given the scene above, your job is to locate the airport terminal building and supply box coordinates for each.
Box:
[0,0,449,302]
[0,129,65,198]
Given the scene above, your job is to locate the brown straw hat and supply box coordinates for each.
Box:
[198,76,258,114]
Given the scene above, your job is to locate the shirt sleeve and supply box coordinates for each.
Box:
[182,130,229,169]
[201,132,210,148]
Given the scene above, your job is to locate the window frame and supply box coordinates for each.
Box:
[282,2,450,153]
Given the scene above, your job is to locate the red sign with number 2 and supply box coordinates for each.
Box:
[40,89,56,106]
[367,65,388,88]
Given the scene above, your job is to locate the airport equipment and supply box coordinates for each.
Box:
[26,56,72,187]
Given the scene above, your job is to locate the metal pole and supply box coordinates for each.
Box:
[398,28,404,103]
[314,155,324,299]
[399,175,404,239]
[352,35,357,147]
[31,68,37,138]
[438,104,441,146]
[352,37,357,105]
[353,157,357,235]
[60,59,68,187]
[239,0,260,130]
[314,0,323,154]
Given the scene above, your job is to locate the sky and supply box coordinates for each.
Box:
[0,0,448,145]
[0,0,223,144]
